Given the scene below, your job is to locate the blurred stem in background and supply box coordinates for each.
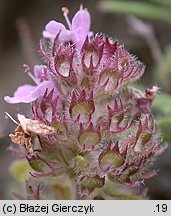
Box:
[98,0,171,23]
[127,16,169,89]
[98,0,171,144]
[150,0,171,7]
[15,17,39,68]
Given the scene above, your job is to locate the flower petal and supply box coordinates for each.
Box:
[4,85,36,104]
[34,65,50,83]
[71,8,91,48]
[34,65,44,83]
[4,81,57,104]
[43,20,71,42]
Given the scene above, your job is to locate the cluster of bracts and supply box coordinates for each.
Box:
[5,6,166,198]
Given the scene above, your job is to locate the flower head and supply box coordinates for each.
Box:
[5,6,166,200]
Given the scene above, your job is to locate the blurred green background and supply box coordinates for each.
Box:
[0,0,171,199]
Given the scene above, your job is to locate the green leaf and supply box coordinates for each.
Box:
[104,188,142,200]
[28,159,45,173]
[99,1,171,23]
[51,184,71,200]
[157,117,171,143]
[149,0,171,8]
[103,178,142,199]
[164,46,171,76]
[9,160,33,182]
[152,46,171,88]
[153,94,171,115]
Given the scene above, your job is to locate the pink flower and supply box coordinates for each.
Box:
[4,65,57,104]
[43,6,91,49]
